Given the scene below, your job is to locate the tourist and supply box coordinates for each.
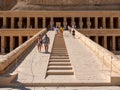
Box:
[72,29,75,38]
[60,27,64,35]
[68,25,71,33]
[43,34,50,53]
[37,35,43,52]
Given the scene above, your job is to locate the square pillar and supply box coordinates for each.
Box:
[71,17,75,27]
[95,36,98,44]
[19,36,22,45]
[18,17,22,28]
[1,36,5,54]
[110,17,113,29]
[27,17,30,28]
[103,17,106,29]
[113,36,116,51]
[87,17,91,29]
[10,36,13,51]
[64,17,67,29]
[95,17,98,29]
[11,17,14,28]
[3,17,6,28]
[104,36,107,49]
[35,17,38,28]
[79,17,83,29]
[50,17,54,28]
[43,17,46,28]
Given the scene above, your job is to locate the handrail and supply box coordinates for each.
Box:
[0,28,47,74]
[75,29,120,74]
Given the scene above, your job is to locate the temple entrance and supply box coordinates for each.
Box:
[54,18,63,27]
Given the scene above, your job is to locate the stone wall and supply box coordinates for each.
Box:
[0,0,17,10]
[29,0,120,5]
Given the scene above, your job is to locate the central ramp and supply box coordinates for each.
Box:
[5,31,111,87]
[46,34,74,76]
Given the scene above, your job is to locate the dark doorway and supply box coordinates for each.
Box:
[6,17,11,28]
[14,17,19,28]
[116,36,120,50]
[22,36,27,43]
[90,36,96,42]
[46,17,50,28]
[75,17,79,28]
[5,36,10,53]
[90,17,95,29]
[0,17,3,28]
[54,17,63,27]
[0,36,1,53]
[13,36,19,49]
[113,17,118,29]
[82,17,87,28]
[30,17,35,28]
[98,17,103,29]
[106,17,110,29]
[107,36,113,50]
[98,36,104,47]
[22,17,27,28]
[38,17,42,28]
[66,17,71,27]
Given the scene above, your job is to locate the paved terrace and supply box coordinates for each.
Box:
[5,31,111,86]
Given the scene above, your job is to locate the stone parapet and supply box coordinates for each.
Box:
[0,28,47,74]
[75,29,120,75]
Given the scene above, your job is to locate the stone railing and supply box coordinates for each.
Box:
[0,29,47,74]
[75,29,120,74]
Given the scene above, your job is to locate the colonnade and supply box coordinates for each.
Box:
[0,17,120,29]
[0,35,31,54]
[89,36,120,51]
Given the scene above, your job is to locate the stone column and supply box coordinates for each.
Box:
[1,36,5,54]
[19,36,22,45]
[10,36,13,51]
[103,17,106,29]
[35,17,38,28]
[95,17,98,29]
[11,17,14,28]
[43,17,46,28]
[79,17,83,29]
[113,36,116,51]
[18,17,22,28]
[110,17,113,29]
[3,17,6,28]
[96,36,98,44]
[50,17,54,28]
[27,17,30,28]
[87,17,91,29]
[64,17,67,29]
[71,17,75,27]
[104,36,107,49]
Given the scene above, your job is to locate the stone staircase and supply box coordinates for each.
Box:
[46,34,74,75]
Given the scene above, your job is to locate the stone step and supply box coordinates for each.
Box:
[47,70,74,75]
[49,62,71,66]
[50,54,68,56]
[48,66,72,70]
[49,59,70,62]
[50,56,69,59]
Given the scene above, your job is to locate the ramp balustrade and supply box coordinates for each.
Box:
[0,29,47,74]
[75,29,120,75]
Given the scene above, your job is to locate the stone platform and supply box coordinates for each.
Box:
[1,31,111,87]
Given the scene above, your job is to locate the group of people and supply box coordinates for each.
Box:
[37,34,50,53]
[54,26,64,35]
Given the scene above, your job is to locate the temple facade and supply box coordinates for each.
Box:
[0,0,120,54]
